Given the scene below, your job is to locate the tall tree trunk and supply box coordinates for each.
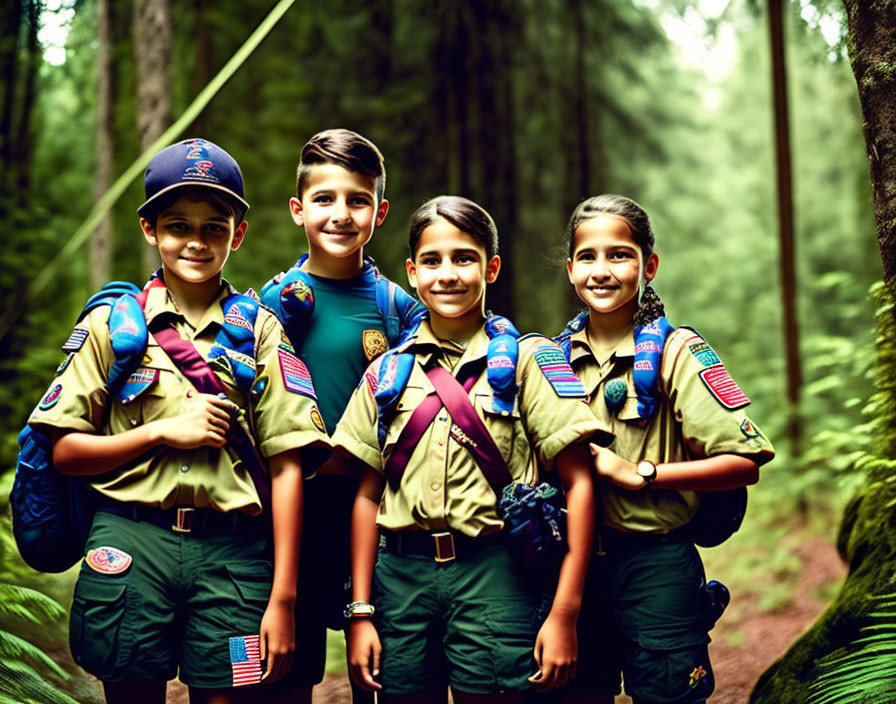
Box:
[768,0,803,456]
[844,1,896,295]
[133,0,171,273]
[91,0,113,287]
[188,0,210,137]
[750,3,896,701]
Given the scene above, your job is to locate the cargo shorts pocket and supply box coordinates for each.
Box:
[226,561,273,609]
[627,632,713,704]
[69,576,130,678]
[484,601,540,692]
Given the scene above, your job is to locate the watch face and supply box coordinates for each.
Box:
[638,461,656,481]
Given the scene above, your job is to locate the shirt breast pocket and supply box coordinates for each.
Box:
[475,393,519,461]
[384,385,431,452]
[119,367,176,426]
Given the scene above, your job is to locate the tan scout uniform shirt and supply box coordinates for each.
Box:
[569,326,774,534]
[29,282,330,515]
[333,320,611,537]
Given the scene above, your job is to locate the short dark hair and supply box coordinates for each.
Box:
[408,196,499,260]
[296,128,386,202]
[143,186,246,228]
[565,194,655,259]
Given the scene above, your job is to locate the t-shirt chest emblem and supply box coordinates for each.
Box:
[362,329,388,361]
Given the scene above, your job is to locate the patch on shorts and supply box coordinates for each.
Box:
[689,340,721,368]
[362,329,388,361]
[39,384,62,410]
[698,365,750,410]
[689,664,708,688]
[62,327,89,352]
[311,407,325,432]
[229,634,262,686]
[278,348,316,399]
[86,546,133,574]
[533,344,586,398]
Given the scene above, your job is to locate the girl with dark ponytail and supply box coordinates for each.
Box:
[556,194,775,704]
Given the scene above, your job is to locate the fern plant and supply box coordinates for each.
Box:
[0,582,79,704]
[807,593,896,704]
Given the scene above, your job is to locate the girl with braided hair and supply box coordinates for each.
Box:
[555,194,774,704]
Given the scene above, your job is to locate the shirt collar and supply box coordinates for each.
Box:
[142,279,234,335]
[407,319,490,369]
[569,326,635,366]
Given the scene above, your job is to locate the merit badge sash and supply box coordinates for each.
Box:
[229,635,262,686]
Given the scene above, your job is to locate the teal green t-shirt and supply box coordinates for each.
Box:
[302,272,389,434]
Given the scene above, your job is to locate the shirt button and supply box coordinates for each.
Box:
[129,418,137,427]
[179,464,190,473]
[430,481,441,491]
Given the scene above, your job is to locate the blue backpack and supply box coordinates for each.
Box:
[11,279,263,573]
[259,254,427,352]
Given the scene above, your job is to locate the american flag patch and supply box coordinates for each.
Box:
[62,327,89,352]
[229,635,262,687]
[533,345,586,398]
[278,348,316,399]
[699,365,750,409]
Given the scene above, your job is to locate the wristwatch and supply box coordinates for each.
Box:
[636,460,657,488]
[344,601,376,619]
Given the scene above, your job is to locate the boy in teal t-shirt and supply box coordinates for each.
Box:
[260,128,423,704]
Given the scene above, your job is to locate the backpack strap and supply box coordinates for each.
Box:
[382,363,511,492]
[631,316,675,425]
[553,311,589,363]
[148,314,271,513]
[374,273,427,347]
[208,293,261,394]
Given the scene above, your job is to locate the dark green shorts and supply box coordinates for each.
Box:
[69,511,272,688]
[566,532,715,704]
[373,540,547,696]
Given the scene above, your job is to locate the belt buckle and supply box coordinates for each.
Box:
[433,532,455,562]
[172,507,194,533]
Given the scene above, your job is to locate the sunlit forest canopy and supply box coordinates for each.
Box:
[1,0,878,494]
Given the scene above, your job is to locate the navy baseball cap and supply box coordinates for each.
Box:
[138,138,249,220]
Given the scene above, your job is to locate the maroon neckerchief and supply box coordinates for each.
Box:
[143,284,271,513]
[383,360,512,492]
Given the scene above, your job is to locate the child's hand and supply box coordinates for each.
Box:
[530,612,577,691]
[259,598,295,683]
[155,392,235,449]
[347,618,383,691]
[589,443,642,490]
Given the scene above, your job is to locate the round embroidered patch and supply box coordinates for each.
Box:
[39,384,63,410]
[310,407,326,432]
[86,546,133,574]
[604,379,627,413]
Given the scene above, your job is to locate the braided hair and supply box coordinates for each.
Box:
[565,194,666,325]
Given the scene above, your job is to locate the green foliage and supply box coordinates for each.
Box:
[807,593,896,704]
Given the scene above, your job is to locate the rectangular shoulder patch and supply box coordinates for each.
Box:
[278,348,316,399]
[688,340,721,368]
[533,344,587,398]
[699,364,750,410]
[62,327,89,352]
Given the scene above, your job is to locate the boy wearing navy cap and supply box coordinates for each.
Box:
[29,138,330,703]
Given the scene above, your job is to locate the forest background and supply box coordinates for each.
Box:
[0,0,882,702]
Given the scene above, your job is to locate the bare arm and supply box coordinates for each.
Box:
[590,444,759,492]
[52,392,237,476]
[260,448,303,682]
[347,465,385,692]
[531,441,595,691]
